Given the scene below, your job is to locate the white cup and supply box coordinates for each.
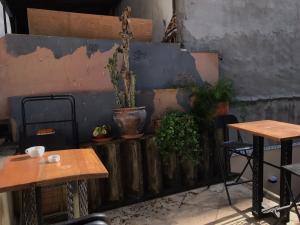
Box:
[25,146,45,158]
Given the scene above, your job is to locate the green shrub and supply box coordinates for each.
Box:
[156,111,201,164]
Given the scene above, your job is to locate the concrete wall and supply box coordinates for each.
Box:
[176,0,300,99]
[117,0,173,42]
[0,34,219,120]
[0,34,219,142]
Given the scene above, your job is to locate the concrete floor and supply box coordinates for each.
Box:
[105,184,299,225]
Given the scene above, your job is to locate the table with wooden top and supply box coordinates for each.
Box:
[0,148,108,225]
[228,120,300,221]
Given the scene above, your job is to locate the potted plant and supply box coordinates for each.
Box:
[156,111,201,185]
[213,79,234,116]
[191,79,234,120]
[107,7,146,139]
[92,125,112,143]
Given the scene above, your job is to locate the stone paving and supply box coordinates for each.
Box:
[105,184,299,225]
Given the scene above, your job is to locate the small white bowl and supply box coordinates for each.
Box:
[25,146,45,158]
[47,155,60,163]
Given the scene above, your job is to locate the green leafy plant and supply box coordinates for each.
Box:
[93,125,111,137]
[156,111,201,164]
[213,79,234,103]
[191,79,234,120]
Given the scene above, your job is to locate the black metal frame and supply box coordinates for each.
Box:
[275,166,300,225]
[216,115,254,205]
[250,137,294,223]
[21,94,79,148]
[52,213,109,225]
[252,135,264,218]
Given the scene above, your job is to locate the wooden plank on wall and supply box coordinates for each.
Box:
[27,8,153,41]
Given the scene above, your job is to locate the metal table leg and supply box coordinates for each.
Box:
[22,187,38,225]
[66,180,88,220]
[280,140,293,222]
[252,135,264,218]
[78,180,88,217]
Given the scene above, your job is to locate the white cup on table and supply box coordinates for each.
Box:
[25,146,45,158]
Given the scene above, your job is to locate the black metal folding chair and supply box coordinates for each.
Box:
[275,164,300,225]
[215,114,253,205]
[53,214,109,225]
[19,94,79,152]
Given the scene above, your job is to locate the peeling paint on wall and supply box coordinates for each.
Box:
[0,34,219,120]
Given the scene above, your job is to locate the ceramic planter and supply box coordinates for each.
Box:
[215,102,229,116]
[113,106,147,139]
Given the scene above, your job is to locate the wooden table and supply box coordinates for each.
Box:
[229,120,300,221]
[0,148,108,225]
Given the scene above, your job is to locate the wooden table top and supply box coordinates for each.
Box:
[228,120,300,141]
[0,148,108,192]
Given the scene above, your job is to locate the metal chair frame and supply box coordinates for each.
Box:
[52,214,109,225]
[21,94,79,148]
[275,167,300,225]
[215,114,254,205]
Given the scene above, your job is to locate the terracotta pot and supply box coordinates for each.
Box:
[215,102,229,116]
[113,106,147,139]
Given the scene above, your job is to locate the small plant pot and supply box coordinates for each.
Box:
[215,102,229,116]
[113,106,147,139]
[92,135,113,143]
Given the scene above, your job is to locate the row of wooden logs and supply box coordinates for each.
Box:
[87,134,219,212]
[37,131,223,216]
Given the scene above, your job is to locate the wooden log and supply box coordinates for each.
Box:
[144,137,162,195]
[121,140,144,199]
[162,153,179,188]
[87,179,102,212]
[202,131,211,180]
[41,186,66,215]
[105,144,123,202]
[181,159,198,186]
[95,143,123,203]
[27,8,153,41]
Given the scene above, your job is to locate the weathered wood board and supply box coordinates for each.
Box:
[27,8,153,41]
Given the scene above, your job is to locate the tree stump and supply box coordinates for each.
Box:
[105,143,123,202]
[144,137,162,195]
[94,143,123,203]
[88,179,101,212]
[202,131,211,180]
[181,159,198,186]
[121,140,144,199]
[162,153,179,188]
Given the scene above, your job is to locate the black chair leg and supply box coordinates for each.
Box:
[218,147,232,205]
[275,175,300,225]
[234,150,253,184]
[285,176,300,221]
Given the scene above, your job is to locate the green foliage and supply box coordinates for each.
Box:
[156,111,201,164]
[213,79,234,103]
[93,125,111,137]
[191,83,217,121]
[191,79,234,121]
[106,50,125,107]
[106,48,136,108]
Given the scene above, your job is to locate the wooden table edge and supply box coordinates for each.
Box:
[0,173,109,193]
[227,124,284,142]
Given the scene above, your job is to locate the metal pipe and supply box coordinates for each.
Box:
[2,2,7,34]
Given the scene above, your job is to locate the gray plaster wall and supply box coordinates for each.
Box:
[176,0,300,99]
[117,0,173,42]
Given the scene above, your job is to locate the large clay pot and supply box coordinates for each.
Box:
[113,106,147,139]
